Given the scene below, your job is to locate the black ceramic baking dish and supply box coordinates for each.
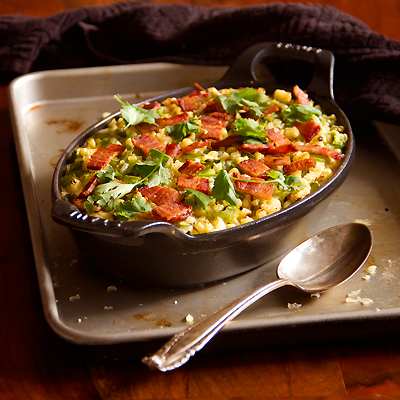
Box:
[51,42,355,287]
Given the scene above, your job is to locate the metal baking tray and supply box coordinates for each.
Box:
[8,63,400,359]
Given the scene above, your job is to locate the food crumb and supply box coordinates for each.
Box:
[346,291,374,306]
[185,314,194,324]
[107,285,117,292]
[77,318,82,323]
[363,275,371,281]
[104,306,114,310]
[69,294,80,302]
[311,293,321,298]
[360,298,374,306]
[347,289,361,297]
[288,303,302,309]
[173,300,178,304]
[367,265,377,275]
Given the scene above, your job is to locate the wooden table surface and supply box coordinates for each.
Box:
[2,0,400,399]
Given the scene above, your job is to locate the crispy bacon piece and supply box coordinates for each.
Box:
[141,101,160,110]
[158,113,189,128]
[238,143,271,153]
[211,134,242,150]
[265,143,297,155]
[232,172,274,200]
[179,159,205,175]
[165,143,181,159]
[78,175,98,198]
[178,90,209,112]
[283,157,317,175]
[295,144,345,160]
[293,85,311,105]
[238,129,293,154]
[132,133,165,156]
[293,120,321,142]
[137,113,189,134]
[263,155,291,168]
[177,175,210,195]
[237,159,270,179]
[139,186,183,206]
[199,114,226,140]
[73,198,86,211]
[209,112,234,122]
[152,201,192,223]
[264,104,280,115]
[180,140,211,154]
[262,128,297,154]
[202,100,225,114]
[265,128,291,146]
[87,143,126,170]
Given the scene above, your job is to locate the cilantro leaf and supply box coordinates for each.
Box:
[217,88,269,116]
[114,95,159,128]
[136,149,172,187]
[267,170,305,193]
[84,196,96,214]
[92,180,136,211]
[284,175,306,192]
[184,189,212,210]
[100,136,118,148]
[166,121,200,142]
[233,118,267,141]
[97,165,115,183]
[212,170,238,207]
[282,104,322,123]
[114,196,152,219]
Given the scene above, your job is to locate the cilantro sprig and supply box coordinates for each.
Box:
[266,170,305,193]
[184,189,212,210]
[214,88,269,116]
[282,104,322,123]
[233,118,268,143]
[114,196,152,219]
[115,96,159,128]
[135,149,172,187]
[166,121,200,142]
[211,170,239,208]
[84,150,172,212]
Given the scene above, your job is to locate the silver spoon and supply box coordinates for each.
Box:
[142,222,372,372]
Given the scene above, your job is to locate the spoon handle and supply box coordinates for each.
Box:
[142,278,290,371]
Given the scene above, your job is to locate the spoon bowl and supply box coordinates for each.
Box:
[143,223,373,371]
[279,223,372,293]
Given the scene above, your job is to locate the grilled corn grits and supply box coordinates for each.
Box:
[61,85,347,235]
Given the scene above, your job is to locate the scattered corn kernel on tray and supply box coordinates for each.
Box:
[8,63,400,358]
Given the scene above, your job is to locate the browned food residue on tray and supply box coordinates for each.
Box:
[28,104,42,111]
[45,118,85,134]
[134,313,173,327]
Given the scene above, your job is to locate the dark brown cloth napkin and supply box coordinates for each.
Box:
[2,1,400,124]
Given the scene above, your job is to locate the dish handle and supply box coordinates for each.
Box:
[220,42,334,100]
[51,199,188,240]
